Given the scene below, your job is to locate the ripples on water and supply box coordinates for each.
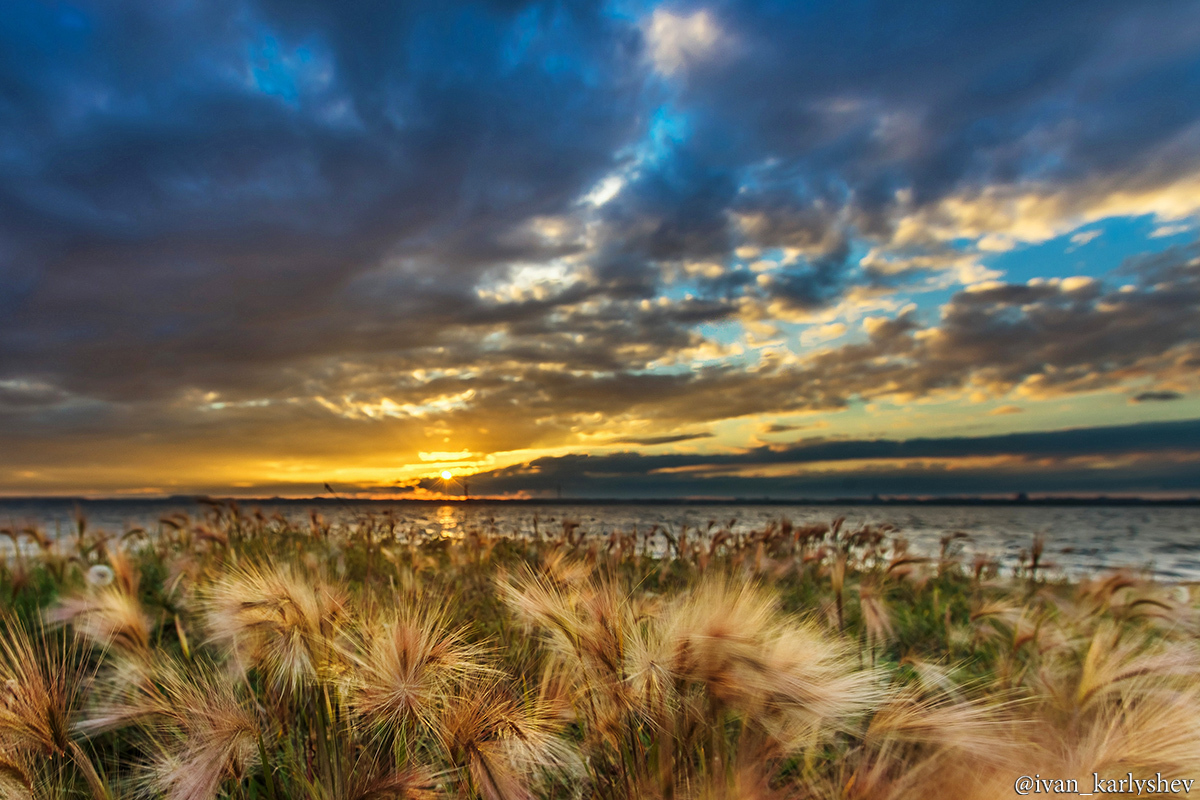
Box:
[1,499,1198,581]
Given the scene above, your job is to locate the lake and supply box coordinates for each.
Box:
[1,498,1198,581]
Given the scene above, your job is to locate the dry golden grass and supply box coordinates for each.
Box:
[0,503,1196,800]
[349,605,495,741]
[202,562,349,695]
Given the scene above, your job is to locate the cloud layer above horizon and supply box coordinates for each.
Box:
[2,0,1200,497]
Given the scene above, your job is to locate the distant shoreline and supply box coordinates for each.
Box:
[1,495,1198,507]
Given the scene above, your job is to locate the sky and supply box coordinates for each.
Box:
[2,0,1200,499]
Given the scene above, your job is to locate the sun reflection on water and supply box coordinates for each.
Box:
[436,504,459,538]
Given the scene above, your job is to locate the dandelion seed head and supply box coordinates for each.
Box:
[86,565,114,587]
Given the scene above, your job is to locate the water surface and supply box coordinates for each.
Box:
[1,499,1197,581]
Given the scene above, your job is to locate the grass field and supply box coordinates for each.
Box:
[1,502,1198,799]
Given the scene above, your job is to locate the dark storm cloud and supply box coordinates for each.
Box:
[615,0,1200,285]
[597,146,739,265]
[2,0,1200,496]
[678,0,1200,194]
[758,237,853,310]
[0,0,645,403]
[577,0,1200,310]
[1133,391,1184,404]
[4,0,1199,398]
[484,457,1200,499]
[468,418,1200,498]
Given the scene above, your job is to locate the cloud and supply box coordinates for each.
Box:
[1152,222,1194,238]
[1132,391,1184,403]
[1,243,1195,484]
[0,0,646,401]
[611,432,714,445]
[760,422,808,434]
[669,0,1200,267]
[784,249,1200,405]
[466,418,1200,498]
[1,0,1199,495]
[644,9,726,76]
[989,405,1024,415]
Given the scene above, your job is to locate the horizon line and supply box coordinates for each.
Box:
[1,493,1198,506]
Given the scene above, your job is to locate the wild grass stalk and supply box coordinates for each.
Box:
[0,503,1195,799]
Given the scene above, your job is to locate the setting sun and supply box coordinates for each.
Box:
[441,470,453,480]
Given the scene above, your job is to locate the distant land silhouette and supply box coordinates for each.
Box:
[2,494,1198,507]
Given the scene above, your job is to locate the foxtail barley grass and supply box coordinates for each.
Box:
[0,503,1196,798]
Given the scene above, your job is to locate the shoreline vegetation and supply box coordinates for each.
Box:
[1,501,1199,799]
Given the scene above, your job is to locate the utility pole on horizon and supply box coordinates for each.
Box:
[440,471,470,500]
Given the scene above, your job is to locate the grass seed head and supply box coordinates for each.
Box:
[202,561,348,694]
[45,586,152,655]
[0,617,86,758]
[350,605,492,737]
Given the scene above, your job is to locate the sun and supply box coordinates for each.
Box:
[441,470,453,480]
